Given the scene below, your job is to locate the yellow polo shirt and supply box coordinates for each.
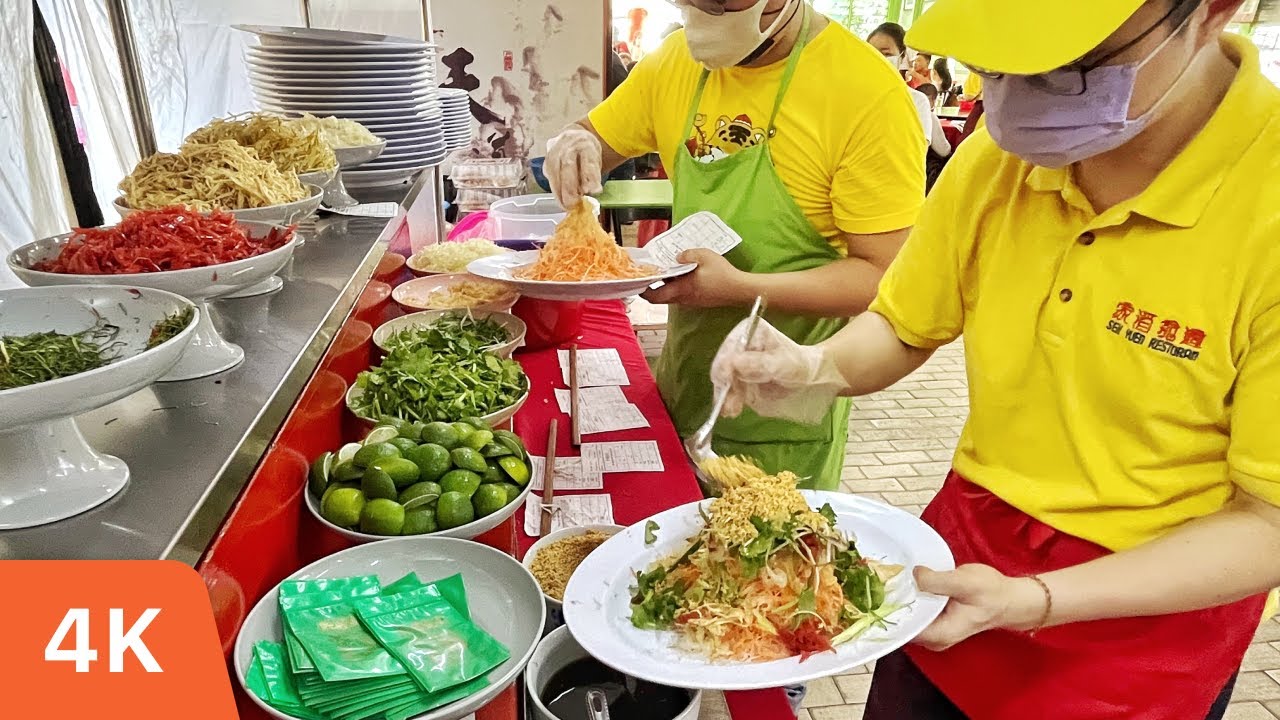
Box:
[961,71,982,99]
[869,34,1280,552]
[588,24,925,254]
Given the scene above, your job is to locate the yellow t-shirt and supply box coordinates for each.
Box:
[961,71,983,99]
[869,34,1280,552]
[588,24,925,254]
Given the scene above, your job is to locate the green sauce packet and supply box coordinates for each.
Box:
[354,586,509,693]
[382,676,491,720]
[280,575,382,672]
[245,642,325,720]
[286,600,408,682]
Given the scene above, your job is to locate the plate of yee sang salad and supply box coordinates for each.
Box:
[561,469,954,690]
[465,199,695,301]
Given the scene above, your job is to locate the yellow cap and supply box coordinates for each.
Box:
[905,0,1144,75]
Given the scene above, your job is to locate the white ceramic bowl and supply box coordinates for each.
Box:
[391,274,519,314]
[345,383,530,428]
[521,524,623,634]
[234,537,545,720]
[8,222,300,380]
[373,310,526,359]
[334,141,386,169]
[0,285,198,529]
[304,473,533,543]
[113,183,323,226]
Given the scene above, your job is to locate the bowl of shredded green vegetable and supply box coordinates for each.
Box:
[346,345,531,427]
[0,284,198,529]
[372,310,526,359]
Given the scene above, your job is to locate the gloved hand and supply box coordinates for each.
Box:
[545,125,604,209]
[710,317,849,425]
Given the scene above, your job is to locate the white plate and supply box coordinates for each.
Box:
[562,491,955,691]
[335,142,386,168]
[249,66,435,81]
[234,537,544,720]
[467,248,695,301]
[253,86,436,103]
[112,183,323,226]
[235,25,430,49]
[248,57,430,72]
[342,167,427,187]
[250,78,437,96]
[260,99,438,115]
[247,48,432,62]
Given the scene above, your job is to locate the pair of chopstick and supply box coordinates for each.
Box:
[541,345,580,535]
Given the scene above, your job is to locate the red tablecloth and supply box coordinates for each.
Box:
[941,118,963,148]
[509,300,793,720]
[512,300,700,554]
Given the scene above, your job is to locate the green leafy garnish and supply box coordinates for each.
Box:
[0,320,123,390]
[147,306,195,349]
[644,520,659,546]
[383,313,509,356]
[353,344,527,422]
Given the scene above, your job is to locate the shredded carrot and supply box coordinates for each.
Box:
[515,199,655,281]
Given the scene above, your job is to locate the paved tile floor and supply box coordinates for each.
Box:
[627,303,1280,719]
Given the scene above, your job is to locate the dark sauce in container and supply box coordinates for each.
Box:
[540,657,693,720]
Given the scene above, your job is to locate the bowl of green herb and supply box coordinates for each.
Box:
[346,346,531,427]
[373,310,526,359]
[0,284,197,529]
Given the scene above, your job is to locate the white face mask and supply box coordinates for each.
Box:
[682,0,798,69]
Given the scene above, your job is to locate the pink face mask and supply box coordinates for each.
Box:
[981,15,1199,168]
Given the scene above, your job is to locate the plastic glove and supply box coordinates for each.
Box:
[545,125,603,209]
[710,317,849,425]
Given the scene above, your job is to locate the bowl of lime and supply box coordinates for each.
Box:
[306,418,534,543]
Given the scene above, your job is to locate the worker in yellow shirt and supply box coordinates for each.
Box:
[543,0,924,489]
[958,69,982,101]
[712,0,1280,718]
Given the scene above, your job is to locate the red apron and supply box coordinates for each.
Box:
[906,472,1264,720]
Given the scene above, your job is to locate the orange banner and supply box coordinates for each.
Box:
[0,561,237,719]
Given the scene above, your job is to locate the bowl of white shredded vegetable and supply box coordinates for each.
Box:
[391,274,519,314]
[407,239,509,276]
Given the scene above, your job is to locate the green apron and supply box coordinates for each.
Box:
[654,12,851,491]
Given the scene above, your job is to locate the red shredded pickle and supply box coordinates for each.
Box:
[36,207,295,274]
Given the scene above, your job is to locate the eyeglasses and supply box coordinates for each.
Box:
[965,0,1190,96]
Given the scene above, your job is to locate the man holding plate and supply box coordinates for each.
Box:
[711,0,1280,717]
[544,0,925,491]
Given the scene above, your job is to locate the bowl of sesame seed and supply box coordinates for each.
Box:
[522,524,623,635]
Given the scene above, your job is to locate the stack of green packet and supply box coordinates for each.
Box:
[245,571,510,720]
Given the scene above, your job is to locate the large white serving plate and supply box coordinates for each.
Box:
[335,141,386,169]
[112,183,322,226]
[234,537,544,720]
[0,285,197,528]
[562,491,955,691]
[253,85,436,103]
[248,57,430,72]
[467,247,696,301]
[260,96,438,113]
[342,166,427,188]
[250,77,436,96]
[235,25,431,49]
[249,66,434,82]
[247,47,432,62]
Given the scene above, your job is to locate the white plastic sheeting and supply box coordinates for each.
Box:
[38,0,141,221]
[0,2,73,289]
[127,0,303,151]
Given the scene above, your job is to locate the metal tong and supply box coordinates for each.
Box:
[684,295,766,474]
[585,689,610,720]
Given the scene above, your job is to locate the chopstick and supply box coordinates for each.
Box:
[540,419,558,536]
[569,344,581,446]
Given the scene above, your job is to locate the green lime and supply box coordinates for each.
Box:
[405,443,452,482]
[464,430,494,452]
[451,422,476,448]
[332,460,365,483]
[402,507,438,535]
[336,442,363,464]
[360,498,405,535]
[473,485,508,518]
[436,491,476,529]
[398,481,442,508]
[497,456,531,487]
[450,447,489,474]
[481,461,504,484]
[495,482,521,504]
[421,421,461,449]
[353,442,400,468]
[405,421,428,442]
[309,451,334,498]
[440,469,482,498]
[321,487,365,528]
[364,425,401,445]
[361,468,398,500]
[480,442,513,459]
[389,437,419,455]
[369,457,421,488]
[460,416,489,431]
[493,430,528,461]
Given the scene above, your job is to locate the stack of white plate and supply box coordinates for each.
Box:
[439,88,473,150]
[236,25,449,189]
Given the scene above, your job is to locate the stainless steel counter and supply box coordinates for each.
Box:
[0,180,439,563]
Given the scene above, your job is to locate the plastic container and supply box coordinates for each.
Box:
[353,280,392,326]
[489,194,600,240]
[452,157,525,188]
